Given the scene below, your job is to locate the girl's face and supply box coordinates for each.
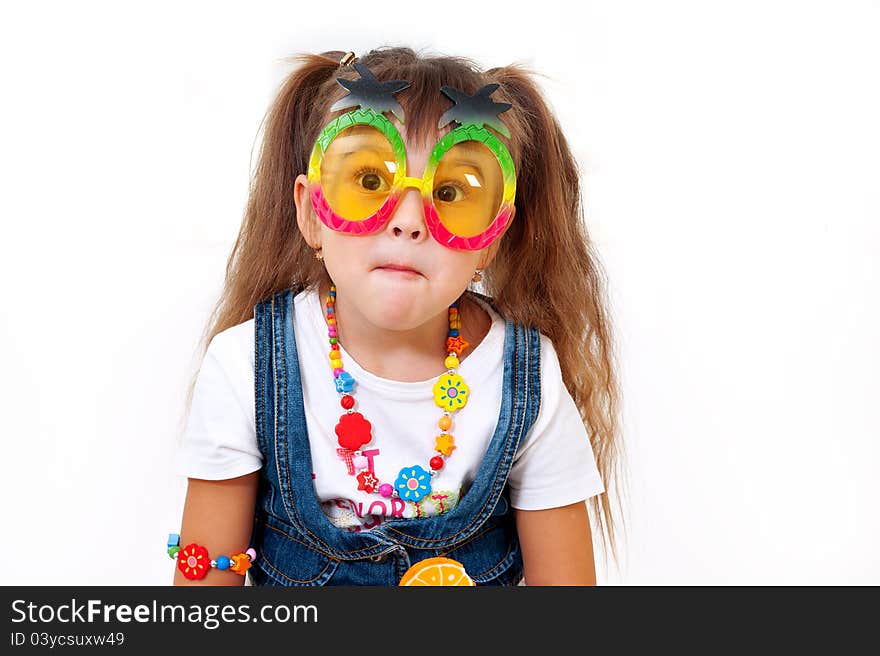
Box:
[294,117,510,331]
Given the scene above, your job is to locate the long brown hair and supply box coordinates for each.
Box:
[180,46,627,570]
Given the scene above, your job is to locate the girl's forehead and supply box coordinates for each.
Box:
[386,114,454,145]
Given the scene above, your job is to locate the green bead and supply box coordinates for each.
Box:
[167,545,180,559]
[330,337,338,344]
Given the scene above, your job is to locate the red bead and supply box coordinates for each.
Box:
[430,456,444,470]
[341,394,355,409]
[336,412,372,450]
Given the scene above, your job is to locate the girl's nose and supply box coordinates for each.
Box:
[386,183,428,242]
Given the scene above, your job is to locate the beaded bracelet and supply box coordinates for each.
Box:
[167,533,257,580]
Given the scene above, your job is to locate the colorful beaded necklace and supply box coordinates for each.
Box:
[324,283,471,504]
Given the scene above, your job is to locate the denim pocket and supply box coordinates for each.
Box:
[249,512,340,586]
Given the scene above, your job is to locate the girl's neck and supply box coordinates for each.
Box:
[317,280,488,383]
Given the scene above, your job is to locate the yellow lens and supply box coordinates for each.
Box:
[433,141,504,238]
[320,125,397,221]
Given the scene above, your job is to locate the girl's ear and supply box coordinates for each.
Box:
[294,173,321,249]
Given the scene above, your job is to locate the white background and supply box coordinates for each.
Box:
[1,0,877,585]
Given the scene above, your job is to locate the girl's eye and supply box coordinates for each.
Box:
[354,168,390,192]
[360,173,381,191]
[434,183,465,203]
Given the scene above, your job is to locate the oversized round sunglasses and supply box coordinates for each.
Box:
[307,62,517,252]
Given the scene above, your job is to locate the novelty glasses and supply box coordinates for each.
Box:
[307,62,517,251]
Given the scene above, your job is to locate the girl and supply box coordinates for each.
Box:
[171,47,623,586]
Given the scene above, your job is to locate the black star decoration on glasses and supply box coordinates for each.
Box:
[438,83,513,138]
[330,61,412,123]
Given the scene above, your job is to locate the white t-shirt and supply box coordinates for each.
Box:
[174,286,605,531]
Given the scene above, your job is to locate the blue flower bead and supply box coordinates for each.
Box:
[395,465,432,503]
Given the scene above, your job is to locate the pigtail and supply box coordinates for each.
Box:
[207,52,349,327]
[486,64,626,570]
[232,52,342,308]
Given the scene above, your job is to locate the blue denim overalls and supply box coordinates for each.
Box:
[247,286,542,586]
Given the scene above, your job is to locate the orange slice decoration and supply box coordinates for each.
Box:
[398,557,476,586]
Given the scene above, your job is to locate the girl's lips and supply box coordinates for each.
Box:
[375,265,422,275]
[375,266,422,277]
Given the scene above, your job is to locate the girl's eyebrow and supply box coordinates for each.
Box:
[446,159,483,169]
[339,148,386,159]
[331,135,393,160]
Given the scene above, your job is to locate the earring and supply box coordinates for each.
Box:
[314,247,323,261]
[472,268,482,283]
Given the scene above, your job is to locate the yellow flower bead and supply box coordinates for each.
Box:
[444,355,459,369]
[438,415,452,431]
[330,359,343,369]
[433,373,469,411]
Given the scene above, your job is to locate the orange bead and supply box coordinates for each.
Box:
[327,318,336,325]
[229,553,251,575]
[329,350,341,359]
[438,415,452,431]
